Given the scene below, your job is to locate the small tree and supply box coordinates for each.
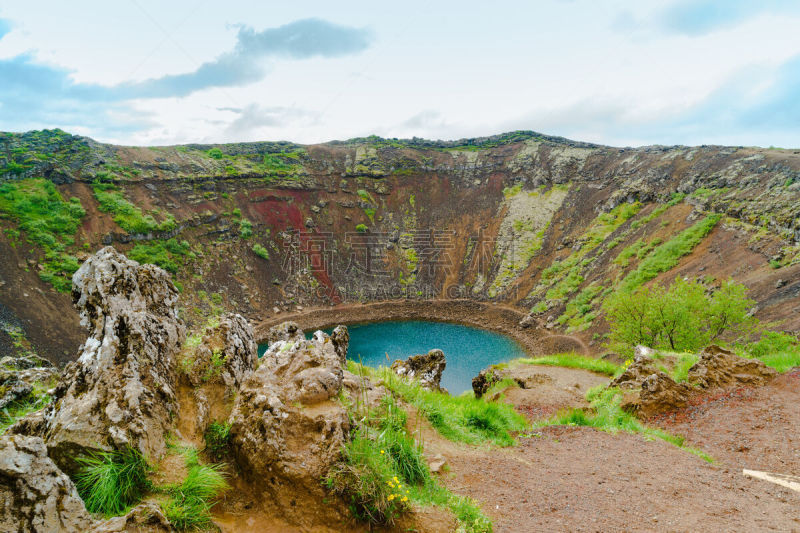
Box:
[604,277,756,356]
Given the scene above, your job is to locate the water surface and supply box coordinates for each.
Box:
[260,320,527,394]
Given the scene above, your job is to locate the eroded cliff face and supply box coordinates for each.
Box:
[1,130,799,363]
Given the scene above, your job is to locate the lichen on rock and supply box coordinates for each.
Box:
[391,348,447,392]
[228,324,350,525]
[0,434,93,533]
[33,246,185,472]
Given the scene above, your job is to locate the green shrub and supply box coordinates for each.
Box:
[252,243,269,260]
[207,148,224,159]
[605,277,756,356]
[356,223,368,233]
[74,447,151,516]
[239,218,252,238]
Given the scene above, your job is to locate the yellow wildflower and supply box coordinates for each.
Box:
[387,494,395,501]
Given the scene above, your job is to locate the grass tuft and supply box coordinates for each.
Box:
[368,365,528,446]
[74,447,151,517]
[160,451,229,530]
[203,421,232,461]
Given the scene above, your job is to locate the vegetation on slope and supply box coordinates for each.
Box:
[369,365,528,447]
[0,178,85,291]
[521,353,620,377]
[128,238,195,274]
[328,390,493,531]
[91,181,176,234]
[617,215,720,293]
[536,387,713,463]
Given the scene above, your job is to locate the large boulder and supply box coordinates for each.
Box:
[89,502,174,533]
[0,435,93,533]
[610,346,660,390]
[228,328,349,525]
[34,247,185,471]
[391,349,447,391]
[688,345,777,388]
[624,371,691,417]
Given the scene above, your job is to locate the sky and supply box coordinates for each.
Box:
[0,0,799,148]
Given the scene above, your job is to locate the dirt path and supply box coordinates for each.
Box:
[414,365,800,532]
[652,368,800,475]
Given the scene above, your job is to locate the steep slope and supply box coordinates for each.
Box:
[1,129,799,364]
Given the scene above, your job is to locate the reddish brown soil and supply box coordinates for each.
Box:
[412,365,800,532]
[652,369,800,474]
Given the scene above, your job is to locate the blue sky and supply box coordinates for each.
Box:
[0,1,799,147]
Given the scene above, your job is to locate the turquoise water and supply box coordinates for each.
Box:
[259,320,527,394]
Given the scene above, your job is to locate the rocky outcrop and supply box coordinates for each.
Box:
[0,435,93,533]
[177,313,258,438]
[611,344,778,417]
[688,345,777,388]
[34,247,185,472]
[330,325,349,366]
[228,327,349,525]
[261,320,305,346]
[391,349,447,391]
[89,502,174,533]
[472,367,505,398]
[610,346,660,390]
[179,313,257,389]
[624,372,691,417]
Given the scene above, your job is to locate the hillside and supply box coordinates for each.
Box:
[1,129,799,364]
